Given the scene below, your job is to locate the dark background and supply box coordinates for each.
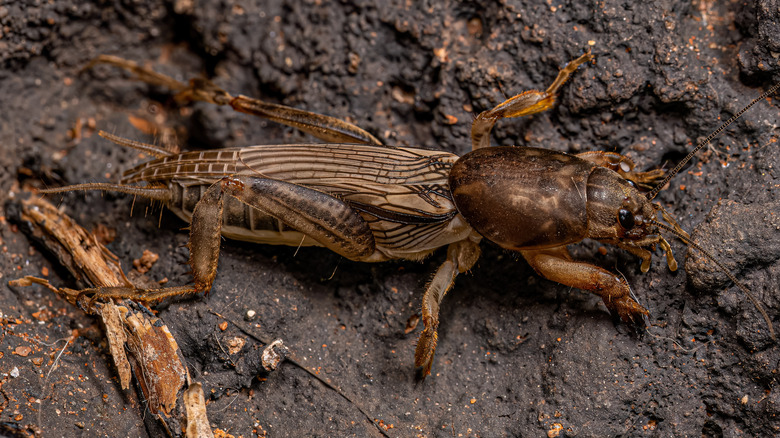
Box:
[1,0,779,436]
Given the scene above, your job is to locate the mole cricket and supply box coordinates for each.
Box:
[41,51,778,376]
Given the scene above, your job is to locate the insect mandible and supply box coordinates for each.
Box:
[41,51,777,377]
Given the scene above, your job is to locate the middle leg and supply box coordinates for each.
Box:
[470,51,592,150]
[415,235,482,377]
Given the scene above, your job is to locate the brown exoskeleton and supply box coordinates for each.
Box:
[42,51,777,377]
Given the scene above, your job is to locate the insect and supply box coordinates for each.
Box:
[42,51,777,377]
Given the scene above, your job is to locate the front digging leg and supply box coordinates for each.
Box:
[576,151,666,189]
[520,246,649,324]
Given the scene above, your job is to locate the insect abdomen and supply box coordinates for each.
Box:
[169,183,322,247]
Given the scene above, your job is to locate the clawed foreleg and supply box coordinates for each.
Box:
[520,246,649,324]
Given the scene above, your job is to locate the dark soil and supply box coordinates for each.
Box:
[1,1,779,437]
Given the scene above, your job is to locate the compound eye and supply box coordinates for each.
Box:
[618,208,635,229]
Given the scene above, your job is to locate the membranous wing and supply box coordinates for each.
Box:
[123,144,468,256]
[236,144,464,255]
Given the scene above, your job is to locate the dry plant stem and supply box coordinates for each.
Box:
[9,197,188,418]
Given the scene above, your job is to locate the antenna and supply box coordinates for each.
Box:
[646,82,780,200]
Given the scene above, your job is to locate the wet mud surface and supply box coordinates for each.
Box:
[1,1,780,436]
